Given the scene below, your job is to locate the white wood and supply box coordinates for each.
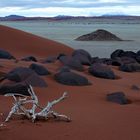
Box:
[4,85,71,123]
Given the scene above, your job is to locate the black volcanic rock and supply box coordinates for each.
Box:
[57,66,71,73]
[42,56,57,63]
[72,49,92,65]
[21,56,37,62]
[29,63,50,76]
[75,29,123,41]
[0,83,30,96]
[58,55,84,71]
[111,50,136,59]
[121,51,136,58]
[54,67,90,86]
[111,49,125,59]
[91,57,113,65]
[111,49,138,65]
[0,49,15,59]
[5,67,47,87]
[89,63,116,79]
[119,63,140,72]
[112,57,137,66]
[136,50,140,63]
[107,92,129,105]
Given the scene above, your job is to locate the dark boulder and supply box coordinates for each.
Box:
[137,50,140,56]
[21,56,37,62]
[101,58,113,65]
[119,57,136,64]
[42,56,57,63]
[57,53,66,59]
[111,50,136,60]
[91,57,100,64]
[0,83,30,96]
[107,92,129,105]
[111,49,125,59]
[0,49,15,59]
[112,57,136,66]
[6,67,35,82]
[75,29,123,41]
[121,51,136,59]
[111,60,122,66]
[119,63,140,72]
[29,63,50,76]
[136,50,140,63]
[72,49,92,65]
[92,57,113,65]
[89,63,116,79]
[5,67,47,87]
[58,55,84,71]
[54,69,90,86]
[136,56,140,63]
[57,66,71,73]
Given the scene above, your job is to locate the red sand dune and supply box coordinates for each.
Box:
[0,25,73,58]
[0,25,140,140]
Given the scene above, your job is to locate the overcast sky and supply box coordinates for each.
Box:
[0,0,140,17]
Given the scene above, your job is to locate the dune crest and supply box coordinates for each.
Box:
[0,25,73,58]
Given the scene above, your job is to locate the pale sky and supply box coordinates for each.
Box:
[0,0,140,17]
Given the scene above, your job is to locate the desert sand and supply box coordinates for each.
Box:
[0,25,140,140]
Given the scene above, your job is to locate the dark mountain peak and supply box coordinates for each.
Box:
[1,15,25,21]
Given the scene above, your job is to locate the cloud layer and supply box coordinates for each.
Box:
[0,0,140,16]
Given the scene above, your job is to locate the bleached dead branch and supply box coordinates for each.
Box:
[4,85,71,123]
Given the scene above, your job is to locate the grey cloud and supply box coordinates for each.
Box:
[0,0,139,8]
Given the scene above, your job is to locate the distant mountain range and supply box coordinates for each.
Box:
[0,14,140,21]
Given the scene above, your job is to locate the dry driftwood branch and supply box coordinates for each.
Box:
[4,85,71,123]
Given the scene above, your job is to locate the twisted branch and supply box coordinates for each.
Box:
[4,85,71,123]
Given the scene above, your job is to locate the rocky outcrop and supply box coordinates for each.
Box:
[75,29,123,41]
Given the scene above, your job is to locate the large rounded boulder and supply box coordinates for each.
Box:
[89,63,116,79]
[111,49,136,59]
[5,67,47,87]
[58,55,84,71]
[110,49,125,59]
[0,83,30,96]
[54,67,91,86]
[72,49,92,65]
[121,51,136,59]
